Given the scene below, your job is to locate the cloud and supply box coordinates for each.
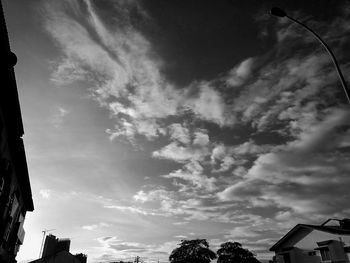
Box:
[232,166,247,177]
[51,107,69,128]
[104,205,161,216]
[152,127,211,163]
[133,187,252,224]
[226,57,255,87]
[215,156,236,173]
[193,130,210,146]
[133,189,174,203]
[230,12,350,130]
[218,108,350,216]
[134,188,211,220]
[94,236,176,261]
[162,161,217,192]
[44,0,350,142]
[214,10,350,226]
[168,123,191,145]
[82,222,111,231]
[185,83,235,126]
[41,2,350,261]
[232,139,272,156]
[95,236,153,255]
[210,140,268,173]
[44,0,241,146]
[106,119,136,141]
[51,58,87,85]
[287,108,350,152]
[45,0,178,135]
[152,142,209,163]
[39,189,52,199]
[225,226,260,239]
[172,222,189,226]
[210,144,227,163]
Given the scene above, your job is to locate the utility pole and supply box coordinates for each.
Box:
[39,229,56,258]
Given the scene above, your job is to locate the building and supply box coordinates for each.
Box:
[30,234,87,263]
[0,1,34,262]
[30,250,87,263]
[270,218,350,263]
[42,234,71,258]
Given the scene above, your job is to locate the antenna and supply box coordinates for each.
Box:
[39,228,56,258]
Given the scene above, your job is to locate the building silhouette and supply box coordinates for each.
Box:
[30,234,87,263]
[0,0,34,262]
[42,234,71,258]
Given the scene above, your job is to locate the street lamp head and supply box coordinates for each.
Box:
[270,7,287,17]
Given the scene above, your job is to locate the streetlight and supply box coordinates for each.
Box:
[270,7,350,104]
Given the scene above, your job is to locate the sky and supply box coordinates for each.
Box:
[3,0,350,262]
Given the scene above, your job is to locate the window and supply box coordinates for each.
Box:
[320,247,331,261]
[308,251,316,256]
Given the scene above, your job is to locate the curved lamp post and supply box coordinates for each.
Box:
[270,7,350,104]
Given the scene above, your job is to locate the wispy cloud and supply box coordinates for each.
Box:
[162,161,217,192]
[41,1,350,261]
[50,107,69,128]
[218,108,350,216]
[93,236,176,262]
[82,222,111,231]
[44,0,242,144]
[39,189,52,199]
[104,204,161,216]
[168,123,191,145]
[225,57,255,87]
[225,226,260,239]
[152,142,208,163]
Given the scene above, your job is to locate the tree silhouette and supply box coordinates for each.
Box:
[169,239,217,263]
[217,242,260,263]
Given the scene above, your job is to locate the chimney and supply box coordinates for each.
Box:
[340,219,350,229]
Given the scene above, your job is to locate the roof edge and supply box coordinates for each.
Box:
[269,224,312,251]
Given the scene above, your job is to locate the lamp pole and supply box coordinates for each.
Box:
[270,7,350,104]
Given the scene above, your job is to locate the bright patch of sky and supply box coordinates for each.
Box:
[4,0,350,262]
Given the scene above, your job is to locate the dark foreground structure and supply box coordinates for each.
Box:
[0,1,34,262]
[29,234,87,263]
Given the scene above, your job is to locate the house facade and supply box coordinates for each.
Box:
[270,219,350,263]
[0,1,34,262]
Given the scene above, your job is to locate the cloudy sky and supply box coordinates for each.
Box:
[3,0,350,262]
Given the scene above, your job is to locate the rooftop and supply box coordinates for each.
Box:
[270,218,350,251]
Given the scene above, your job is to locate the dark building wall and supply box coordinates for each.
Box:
[0,0,34,262]
[0,69,29,262]
[33,237,86,263]
[42,235,71,258]
[56,239,70,254]
[42,235,58,259]
[0,80,28,262]
[75,253,87,263]
[30,251,83,263]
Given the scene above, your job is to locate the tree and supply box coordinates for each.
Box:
[217,242,260,263]
[169,239,217,263]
